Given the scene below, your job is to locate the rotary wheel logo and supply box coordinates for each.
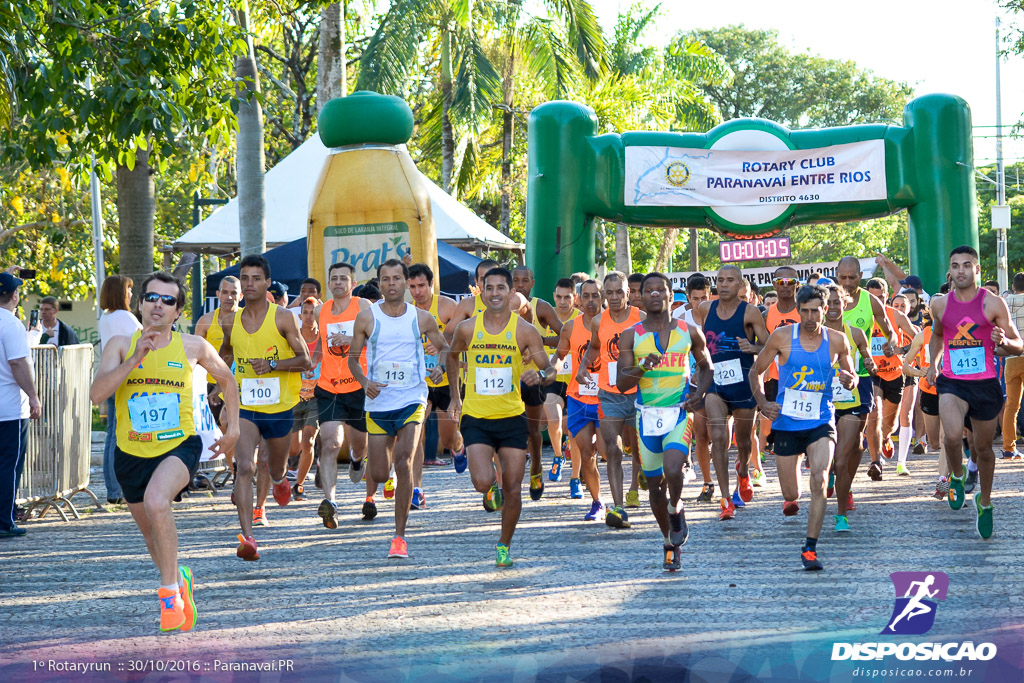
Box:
[665,161,690,187]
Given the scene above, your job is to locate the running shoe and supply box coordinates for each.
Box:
[158,586,185,632]
[235,534,259,561]
[867,461,883,481]
[964,469,978,493]
[948,472,966,510]
[286,469,298,481]
[569,478,583,499]
[895,464,910,476]
[495,543,513,568]
[179,566,196,632]
[272,478,291,506]
[292,483,305,501]
[662,544,681,572]
[827,470,835,498]
[252,506,268,527]
[882,438,894,459]
[388,536,409,559]
[934,476,949,499]
[318,499,339,529]
[348,456,363,483]
[453,445,468,473]
[562,438,572,462]
[530,473,544,501]
[782,501,799,517]
[682,463,696,483]
[801,547,823,571]
[314,468,322,491]
[424,456,451,467]
[1011,450,1023,461]
[584,500,605,521]
[737,474,753,503]
[759,451,768,463]
[411,488,425,510]
[362,497,378,520]
[696,482,715,503]
[605,505,630,528]
[912,440,926,455]
[719,497,735,521]
[752,469,766,487]
[667,504,689,546]
[847,492,857,511]
[549,454,564,482]
[638,471,648,491]
[834,515,850,533]
[625,490,641,508]
[384,477,395,500]
[975,495,993,540]
[484,483,504,512]
[731,489,746,508]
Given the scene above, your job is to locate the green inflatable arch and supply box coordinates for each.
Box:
[526,94,976,295]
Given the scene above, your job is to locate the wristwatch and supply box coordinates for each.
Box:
[538,369,547,382]
[269,359,278,371]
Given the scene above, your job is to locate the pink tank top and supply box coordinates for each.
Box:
[941,289,995,380]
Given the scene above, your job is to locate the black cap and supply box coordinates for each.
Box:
[268,281,288,298]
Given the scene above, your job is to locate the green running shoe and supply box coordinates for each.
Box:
[495,543,513,568]
[975,496,993,539]
[483,482,504,512]
[834,515,850,533]
[948,472,966,510]
[605,505,631,529]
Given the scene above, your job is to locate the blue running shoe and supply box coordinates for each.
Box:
[731,489,746,508]
[453,445,468,474]
[584,500,605,521]
[569,478,583,499]
[411,488,425,510]
[549,455,564,482]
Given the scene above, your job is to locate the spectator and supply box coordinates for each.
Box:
[898,274,931,304]
[806,271,823,286]
[1002,273,1024,459]
[983,280,1000,297]
[98,275,142,505]
[288,278,322,308]
[38,296,80,346]
[763,290,778,308]
[0,273,41,537]
[268,281,289,307]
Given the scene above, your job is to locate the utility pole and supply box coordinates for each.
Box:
[995,16,1009,293]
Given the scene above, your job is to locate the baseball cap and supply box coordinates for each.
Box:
[672,290,687,303]
[815,277,834,286]
[268,281,288,299]
[900,275,923,289]
[0,272,23,295]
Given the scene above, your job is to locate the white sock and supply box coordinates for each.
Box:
[967,458,979,473]
[160,583,179,594]
[897,426,912,465]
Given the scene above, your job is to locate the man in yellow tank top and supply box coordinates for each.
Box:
[194,275,240,472]
[542,277,581,485]
[447,267,554,568]
[512,265,564,501]
[90,271,240,633]
[219,255,310,560]
[444,259,533,343]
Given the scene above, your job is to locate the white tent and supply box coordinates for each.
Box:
[173,135,522,255]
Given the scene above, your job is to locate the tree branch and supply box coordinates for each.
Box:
[0,219,88,243]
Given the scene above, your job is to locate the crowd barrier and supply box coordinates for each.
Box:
[16,344,100,521]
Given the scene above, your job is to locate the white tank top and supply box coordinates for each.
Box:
[364,302,428,412]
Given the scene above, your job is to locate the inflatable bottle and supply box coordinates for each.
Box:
[308,91,439,286]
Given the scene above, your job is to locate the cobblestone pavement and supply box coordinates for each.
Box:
[2,437,1022,681]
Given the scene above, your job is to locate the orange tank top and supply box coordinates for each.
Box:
[765,303,800,380]
[598,306,642,394]
[916,327,937,395]
[872,307,906,382]
[567,315,601,404]
[316,297,366,394]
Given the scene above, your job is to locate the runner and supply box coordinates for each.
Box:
[445,259,533,335]
[557,279,605,517]
[219,255,310,559]
[627,272,646,312]
[927,245,1022,539]
[446,267,555,567]
[194,276,240,474]
[616,273,711,571]
[673,274,714,501]
[902,309,945,497]
[694,265,770,520]
[543,277,581,485]
[408,262,463,505]
[311,262,371,527]
[757,266,801,462]
[750,284,857,570]
[90,271,240,630]
[290,297,321,500]
[888,292,921,475]
[512,265,564,501]
[581,271,644,528]
[348,259,447,558]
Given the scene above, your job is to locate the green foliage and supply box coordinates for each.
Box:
[977,161,1024,280]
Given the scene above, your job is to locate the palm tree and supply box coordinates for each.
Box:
[235,0,266,257]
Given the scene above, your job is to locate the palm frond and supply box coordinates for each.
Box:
[544,0,607,79]
[357,0,435,95]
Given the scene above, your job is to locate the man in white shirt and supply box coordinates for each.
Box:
[0,273,41,537]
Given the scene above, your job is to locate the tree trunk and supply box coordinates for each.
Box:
[115,147,154,301]
[440,30,454,193]
[317,2,345,111]
[236,2,266,257]
[615,225,631,273]
[689,228,699,271]
[652,227,679,273]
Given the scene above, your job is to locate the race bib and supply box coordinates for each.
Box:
[640,405,679,437]
[377,360,416,387]
[831,376,854,403]
[579,372,600,397]
[949,347,985,376]
[870,336,886,357]
[475,367,512,395]
[781,389,822,420]
[424,353,438,370]
[241,377,281,406]
[327,321,354,347]
[607,361,618,386]
[558,355,572,376]
[713,358,743,386]
[127,393,181,433]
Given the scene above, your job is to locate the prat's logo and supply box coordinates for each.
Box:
[881,572,949,635]
[665,161,691,188]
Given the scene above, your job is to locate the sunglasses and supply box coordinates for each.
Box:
[773,277,799,286]
[142,292,178,306]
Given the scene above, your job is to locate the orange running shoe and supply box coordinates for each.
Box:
[178,566,197,632]
[383,477,395,500]
[847,493,857,511]
[782,501,799,516]
[272,478,291,506]
[252,506,268,527]
[737,475,753,503]
[236,534,259,561]
[719,497,735,521]
[158,587,185,632]
[388,536,408,559]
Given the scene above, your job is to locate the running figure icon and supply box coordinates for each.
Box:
[882,571,949,635]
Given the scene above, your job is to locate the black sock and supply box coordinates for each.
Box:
[804,536,817,551]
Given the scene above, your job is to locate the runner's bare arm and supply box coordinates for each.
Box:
[555,318,573,362]
[419,310,448,384]
[443,297,474,343]
[513,292,533,322]
[902,331,927,377]
[348,309,387,399]
[830,330,856,389]
[851,327,877,375]
[686,326,712,411]
[193,310,214,340]
[250,308,310,375]
[190,336,240,456]
[218,316,234,368]
[89,335,138,404]
[749,329,783,419]
[926,299,946,386]
[613,328,642,393]
[537,299,563,345]
[893,309,920,348]
[520,322,555,386]
[446,320,471,420]
[694,300,710,327]
[741,303,771,353]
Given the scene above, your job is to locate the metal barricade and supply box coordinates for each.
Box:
[17,344,100,521]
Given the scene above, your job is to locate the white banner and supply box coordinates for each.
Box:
[192,364,224,463]
[625,140,886,207]
[667,258,877,291]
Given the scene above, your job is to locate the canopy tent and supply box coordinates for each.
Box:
[206,237,480,299]
[173,135,521,255]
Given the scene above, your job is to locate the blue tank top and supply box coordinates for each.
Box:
[704,300,754,396]
[774,324,834,432]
